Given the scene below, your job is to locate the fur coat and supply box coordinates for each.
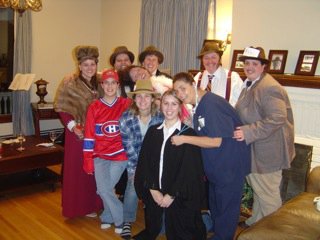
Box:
[54,73,101,123]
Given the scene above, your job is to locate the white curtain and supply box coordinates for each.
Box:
[139,0,211,75]
[12,10,34,136]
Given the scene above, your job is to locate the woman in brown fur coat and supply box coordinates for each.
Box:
[54,46,102,218]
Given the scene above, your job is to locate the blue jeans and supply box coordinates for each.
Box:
[94,158,127,227]
[123,171,139,222]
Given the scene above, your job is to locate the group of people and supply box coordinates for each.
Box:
[54,41,295,240]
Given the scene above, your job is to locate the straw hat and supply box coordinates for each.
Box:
[239,46,269,64]
[138,45,164,64]
[127,78,160,98]
[109,46,135,66]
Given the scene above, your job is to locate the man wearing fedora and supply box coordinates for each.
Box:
[139,45,170,77]
[195,41,243,107]
[234,46,295,228]
[110,46,135,72]
[109,46,135,98]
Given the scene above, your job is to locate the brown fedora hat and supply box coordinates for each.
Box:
[239,46,269,64]
[126,78,160,99]
[138,45,164,64]
[109,46,135,66]
[197,41,224,58]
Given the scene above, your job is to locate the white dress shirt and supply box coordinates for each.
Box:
[157,120,181,189]
[194,66,243,107]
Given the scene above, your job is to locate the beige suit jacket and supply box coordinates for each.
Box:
[235,73,295,173]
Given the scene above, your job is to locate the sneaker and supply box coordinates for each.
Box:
[120,222,131,239]
[85,212,97,218]
[101,222,111,230]
[114,224,123,234]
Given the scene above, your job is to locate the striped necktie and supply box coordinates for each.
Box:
[206,74,214,92]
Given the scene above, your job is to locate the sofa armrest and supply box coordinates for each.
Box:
[306,166,320,194]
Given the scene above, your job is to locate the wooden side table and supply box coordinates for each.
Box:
[31,103,59,136]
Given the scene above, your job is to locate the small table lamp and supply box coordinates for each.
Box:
[35,78,49,104]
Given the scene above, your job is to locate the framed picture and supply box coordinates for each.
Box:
[294,51,320,76]
[230,50,244,72]
[266,50,288,74]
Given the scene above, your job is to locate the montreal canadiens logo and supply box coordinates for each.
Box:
[101,121,120,137]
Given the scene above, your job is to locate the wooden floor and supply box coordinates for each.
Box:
[0,165,244,240]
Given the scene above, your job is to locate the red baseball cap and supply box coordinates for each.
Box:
[101,69,119,82]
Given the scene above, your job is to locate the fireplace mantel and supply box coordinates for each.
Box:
[239,73,320,89]
[188,70,320,89]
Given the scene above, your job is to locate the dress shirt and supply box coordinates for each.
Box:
[157,120,181,189]
[194,66,243,106]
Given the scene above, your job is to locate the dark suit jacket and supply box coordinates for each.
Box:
[155,69,171,78]
[134,123,206,210]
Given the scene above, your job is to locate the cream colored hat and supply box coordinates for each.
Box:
[239,46,269,64]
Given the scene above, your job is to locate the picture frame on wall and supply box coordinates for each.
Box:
[230,50,244,72]
[294,51,320,76]
[266,50,288,74]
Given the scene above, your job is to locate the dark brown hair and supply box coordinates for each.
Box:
[173,72,195,86]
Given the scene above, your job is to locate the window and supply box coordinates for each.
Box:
[0,8,14,120]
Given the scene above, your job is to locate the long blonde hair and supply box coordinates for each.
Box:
[160,89,183,118]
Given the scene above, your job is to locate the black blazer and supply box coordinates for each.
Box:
[135,123,206,210]
[156,69,171,78]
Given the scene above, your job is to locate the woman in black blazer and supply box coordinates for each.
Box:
[133,90,206,240]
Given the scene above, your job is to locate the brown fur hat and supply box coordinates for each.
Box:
[75,45,99,63]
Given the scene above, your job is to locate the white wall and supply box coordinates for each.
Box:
[232,0,320,167]
[31,0,102,103]
[101,0,141,69]
[231,0,320,75]
[26,0,102,132]
[215,0,233,68]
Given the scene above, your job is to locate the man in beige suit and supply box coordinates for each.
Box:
[234,46,295,228]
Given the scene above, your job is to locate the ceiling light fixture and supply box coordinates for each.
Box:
[0,0,42,14]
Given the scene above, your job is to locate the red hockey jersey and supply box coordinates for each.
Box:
[83,97,131,174]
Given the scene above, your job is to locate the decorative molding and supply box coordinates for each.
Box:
[238,72,320,89]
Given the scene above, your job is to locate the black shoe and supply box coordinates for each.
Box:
[118,195,124,202]
[238,221,250,229]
